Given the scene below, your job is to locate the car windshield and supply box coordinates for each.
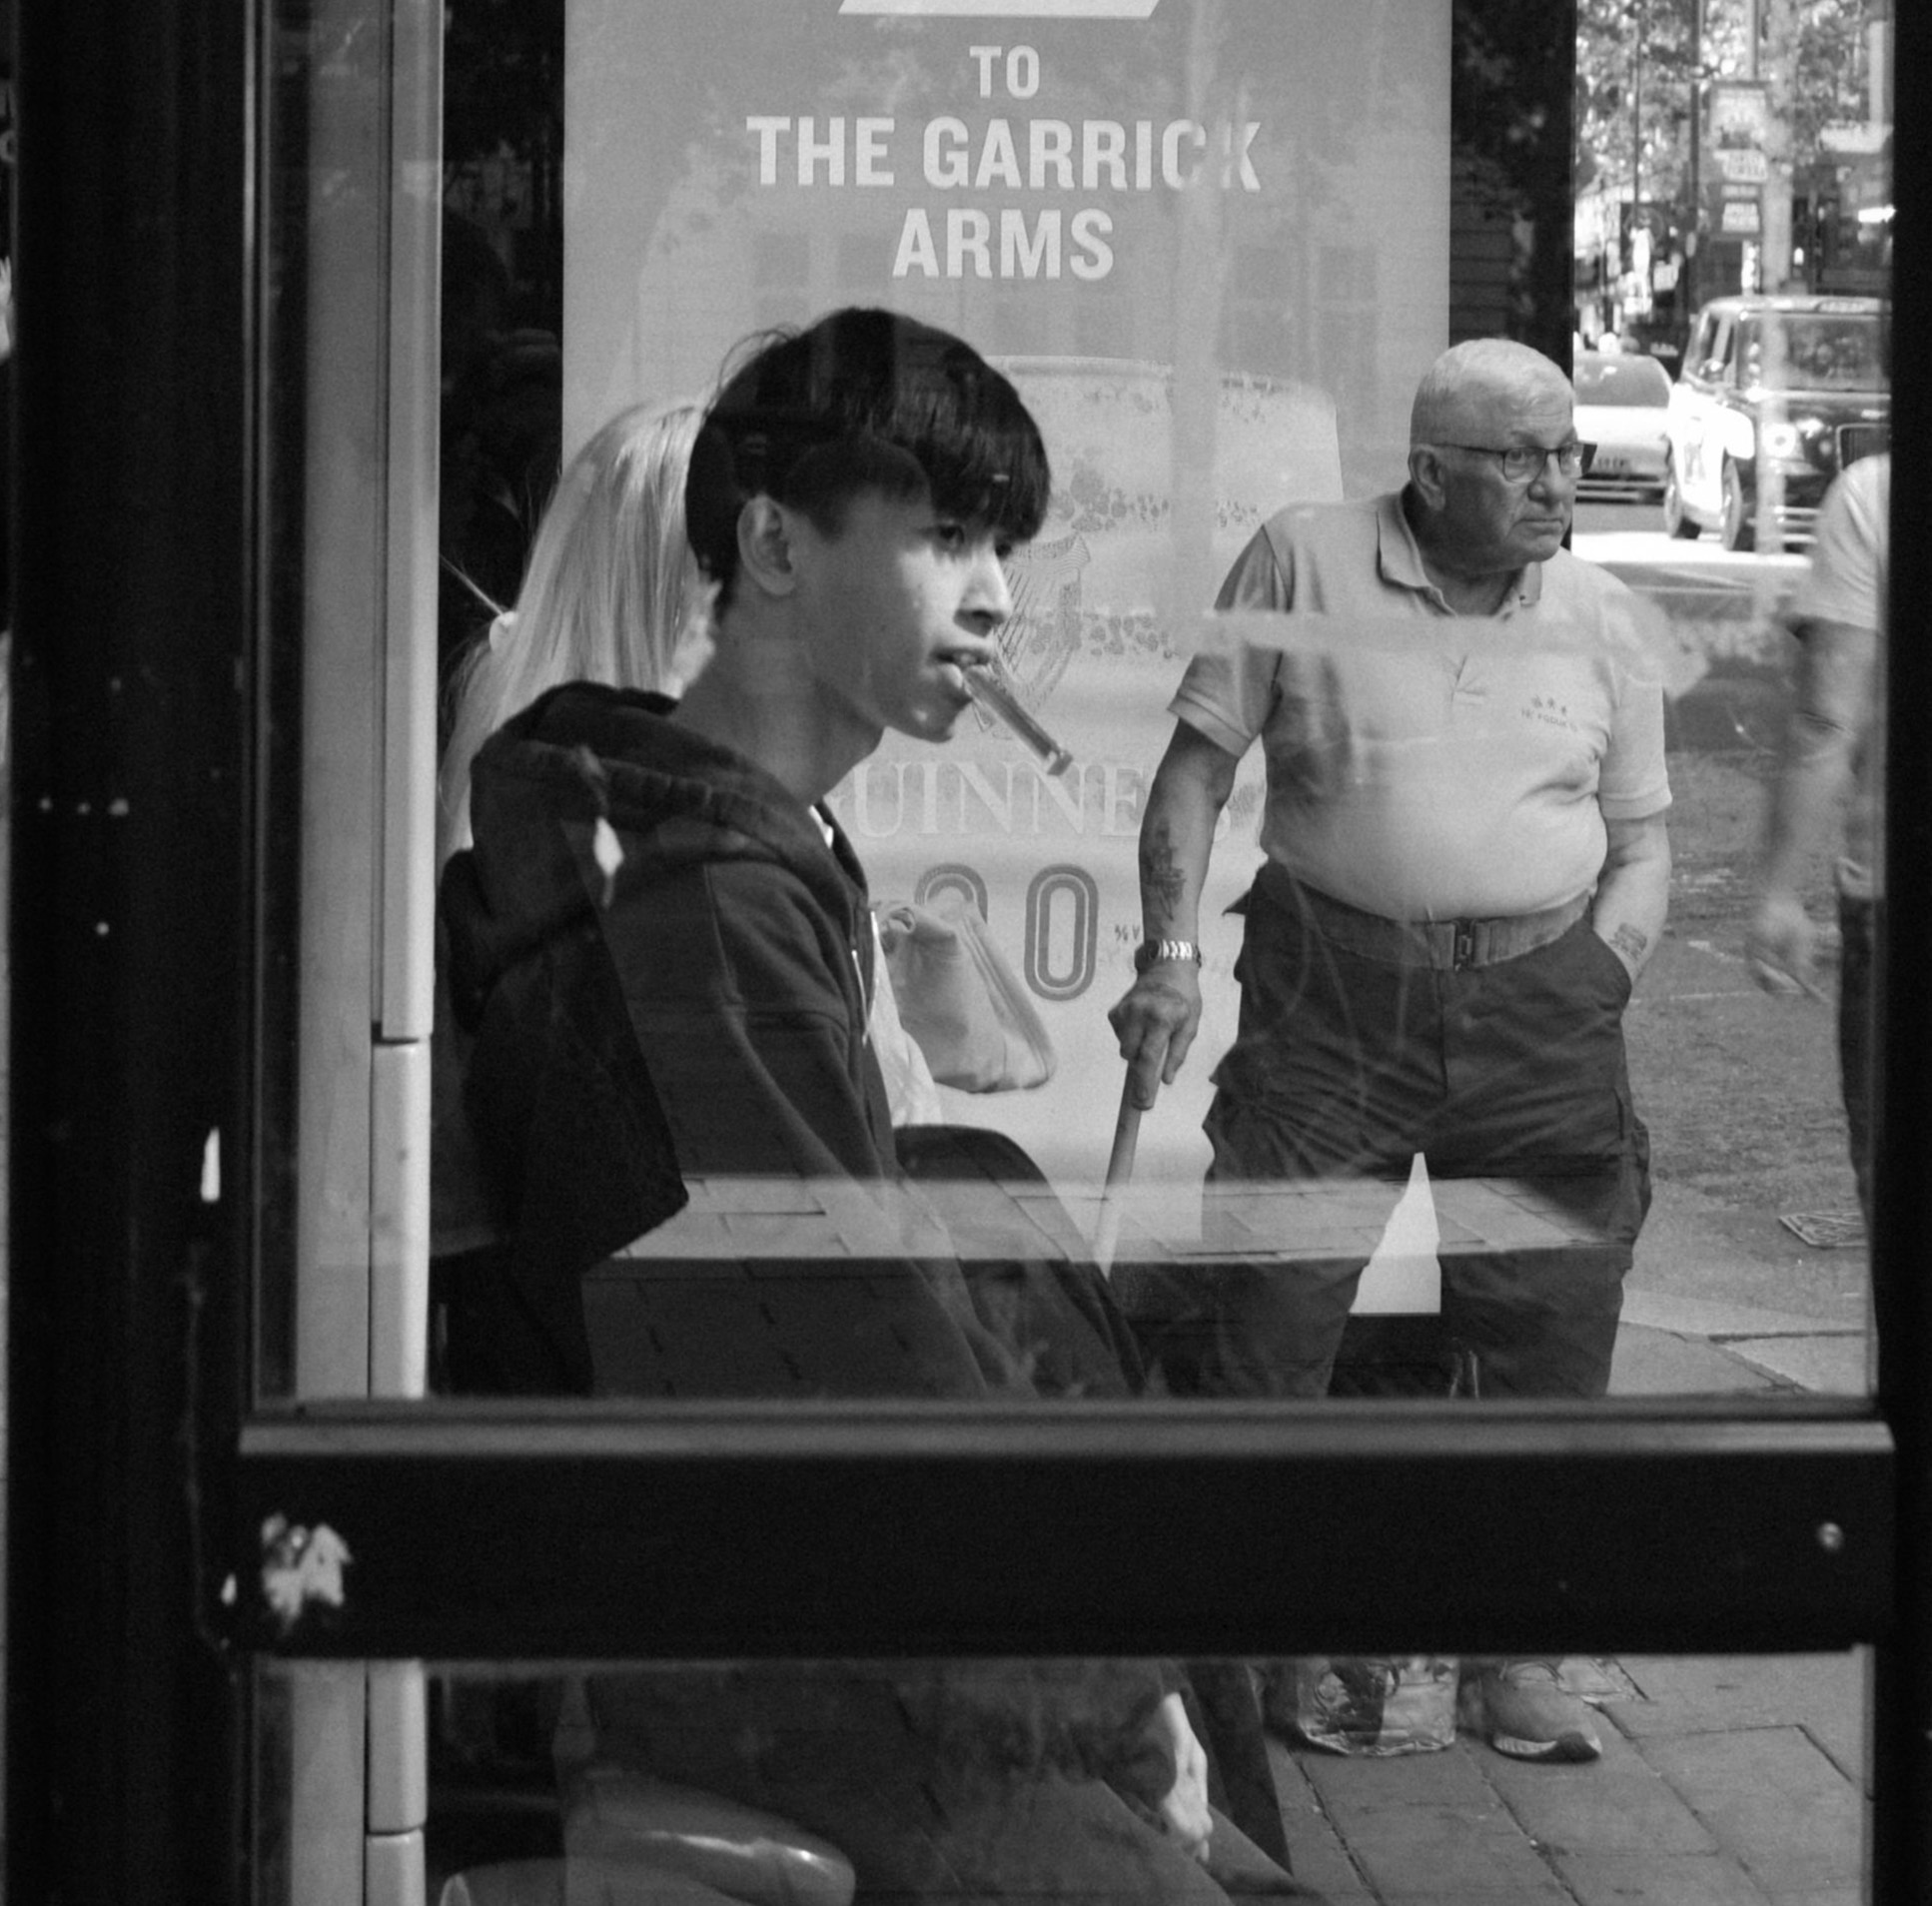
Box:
[1575,355,1672,406]
[1738,314,1883,391]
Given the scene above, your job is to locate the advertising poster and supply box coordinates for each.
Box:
[564,0,1451,1192]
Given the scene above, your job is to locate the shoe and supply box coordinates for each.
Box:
[1459,1659,1602,1763]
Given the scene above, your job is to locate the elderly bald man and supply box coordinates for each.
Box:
[1109,339,1672,1760]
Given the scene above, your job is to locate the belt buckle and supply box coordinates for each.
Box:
[1451,919,1477,969]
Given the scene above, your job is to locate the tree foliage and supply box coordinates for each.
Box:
[1576,0,1874,205]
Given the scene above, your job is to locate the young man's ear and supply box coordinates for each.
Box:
[735,496,798,597]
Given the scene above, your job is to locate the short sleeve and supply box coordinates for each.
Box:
[1788,458,1887,635]
[1596,645,1671,821]
[1164,519,1288,758]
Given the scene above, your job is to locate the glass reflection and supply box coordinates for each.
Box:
[256,0,1887,1409]
[255,1653,1871,1905]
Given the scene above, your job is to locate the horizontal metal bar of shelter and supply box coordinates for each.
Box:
[234,1402,1894,1662]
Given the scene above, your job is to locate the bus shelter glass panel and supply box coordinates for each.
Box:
[254,1653,1874,1906]
[263,0,1884,1422]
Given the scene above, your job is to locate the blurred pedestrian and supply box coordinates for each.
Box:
[1748,451,1889,1241]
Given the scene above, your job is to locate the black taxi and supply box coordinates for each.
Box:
[1663,293,1888,550]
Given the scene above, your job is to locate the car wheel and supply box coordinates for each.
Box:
[1720,459,1755,552]
[1662,461,1700,539]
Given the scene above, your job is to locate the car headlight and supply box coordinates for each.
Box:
[1760,421,1802,460]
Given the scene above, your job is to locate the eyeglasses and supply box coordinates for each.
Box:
[1434,440,1595,482]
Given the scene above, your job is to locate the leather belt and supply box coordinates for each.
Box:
[1274,873,1591,971]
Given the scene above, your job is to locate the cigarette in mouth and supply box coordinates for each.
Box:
[964,665,1074,776]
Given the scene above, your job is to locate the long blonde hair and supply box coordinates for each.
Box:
[437,401,710,868]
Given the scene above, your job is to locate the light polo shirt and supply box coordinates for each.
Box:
[1171,490,1671,921]
[1784,453,1886,902]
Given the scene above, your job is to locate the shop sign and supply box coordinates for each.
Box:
[561,0,1451,1182]
[1821,122,1887,156]
[1707,79,1770,154]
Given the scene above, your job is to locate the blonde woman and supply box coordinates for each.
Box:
[437,400,711,872]
[434,401,710,1389]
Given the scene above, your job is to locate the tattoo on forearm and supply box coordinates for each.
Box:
[1140,821,1188,926]
[1608,923,1649,968]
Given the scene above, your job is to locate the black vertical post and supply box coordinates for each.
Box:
[1871,4,1929,1900]
[8,1,255,1900]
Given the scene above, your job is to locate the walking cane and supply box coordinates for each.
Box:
[1092,1074,1143,1277]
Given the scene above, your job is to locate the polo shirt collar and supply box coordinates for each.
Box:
[1380,487,1546,612]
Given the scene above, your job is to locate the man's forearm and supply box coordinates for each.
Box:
[1110,724,1243,1103]
[1758,744,1849,898]
[1138,807,1214,942]
[1592,813,1671,980]
[1137,727,1237,942]
[1758,619,1874,895]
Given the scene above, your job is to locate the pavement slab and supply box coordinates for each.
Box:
[1619,1290,1868,1341]
[1295,1747,1571,1898]
[1635,1727,1865,1896]
[1722,1334,1871,1394]
[1374,1895,1569,1906]
[1345,1813,1572,1902]
[1296,1745,1502,1811]
[1269,1647,1869,1902]
[1476,1729,1720,1856]
[1610,1322,1782,1395]
[1552,1849,1774,1906]
[1268,1737,1378,1901]
[1606,1655,1867,1782]
[1624,1180,1871,1332]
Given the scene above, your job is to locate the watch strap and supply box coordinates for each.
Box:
[1134,937,1203,973]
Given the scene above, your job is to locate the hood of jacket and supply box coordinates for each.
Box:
[443,681,871,1028]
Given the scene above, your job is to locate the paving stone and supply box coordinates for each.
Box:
[1722,1334,1872,1395]
[1479,1724,1719,1855]
[1267,1736,1376,1900]
[1552,1849,1771,1905]
[1606,1655,1866,1780]
[1377,1895,1570,1906]
[1338,1805,1570,1901]
[1293,1740,1498,1812]
[1294,1748,1567,1902]
[1610,1323,1782,1396]
[1264,1656,1871,1902]
[1638,1726,1862,1893]
[1619,1290,1866,1341]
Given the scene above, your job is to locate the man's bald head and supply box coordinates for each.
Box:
[1411,340,1572,447]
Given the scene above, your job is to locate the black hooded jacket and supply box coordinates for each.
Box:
[437,685,1269,1863]
[440,681,1019,1398]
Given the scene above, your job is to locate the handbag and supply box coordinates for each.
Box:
[875,892,1056,1092]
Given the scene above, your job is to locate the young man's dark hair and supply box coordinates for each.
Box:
[684,305,1051,606]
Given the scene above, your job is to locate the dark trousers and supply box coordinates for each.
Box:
[1185,871,1650,1401]
[1837,891,1877,1233]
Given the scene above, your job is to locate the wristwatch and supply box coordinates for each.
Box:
[1133,938,1203,974]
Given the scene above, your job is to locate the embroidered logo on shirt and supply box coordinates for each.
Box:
[1522,693,1576,732]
